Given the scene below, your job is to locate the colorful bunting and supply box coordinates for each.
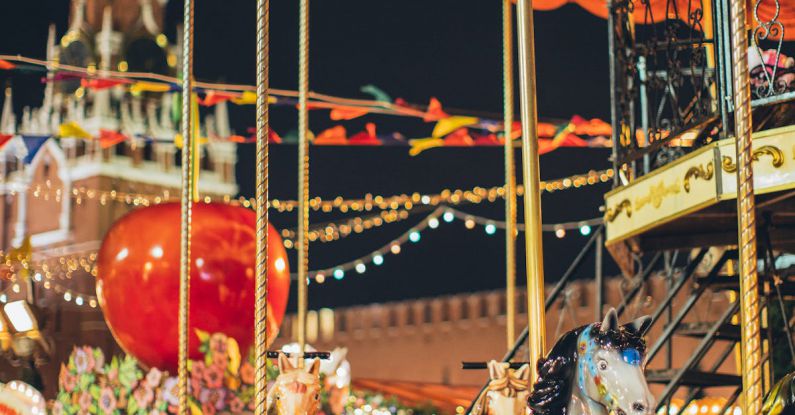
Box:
[81,78,131,90]
[58,121,92,139]
[360,85,392,103]
[21,136,49,164]
[130,81,173,94]
[348,123,380,145]
[0,134,13,150]
[314,126,348,145]
[0,60,15,70]
[330,106,370,121]
[432,116,480,138]
[422,97,450,122]
[98,129,129,149]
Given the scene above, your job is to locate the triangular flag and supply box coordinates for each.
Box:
[314,126,348,145]
[348,123,380,145]
[58,121,92,139]
[231,91,257,105]
[432,116,479,138]
[330,106,370,121]
[473,133,501,146]
[98,129,128,149]
[0,134,13,150]
[198,90,239,106]
[442,128,474,146]
[130,81,171,94]
[0,60,16,70]
[81,78,131,90]
[422,97,449,122]
[22,135,49,164]
[360,84,392,103]
[408,137,445,156]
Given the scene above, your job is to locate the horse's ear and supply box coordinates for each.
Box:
[278,352,294,372]
[487,360,506,380]
[308,358,321,377]
[625,315,652,334]
[600,308,619,332]
[513,363,530,381]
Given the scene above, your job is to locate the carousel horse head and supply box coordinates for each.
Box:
[268,352,322,415]
[762,371,795,415]
[527,308,654,415]
[320,347,351,415]
[473,361,530,415]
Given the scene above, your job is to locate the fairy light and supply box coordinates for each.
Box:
[443,211,455,223]
[315,273,326,284]
[75,296,84,306]
[390,243,401,254]
[372,254,384,266]
[409,231,421,243]
[355,262,366,274]
[485,223,496,235]
[579,223,592,236]
[428,217,439,229]
[464,218,476,229]
[64,292,72,302]
[334,269,345,280]
[555,227,566,239]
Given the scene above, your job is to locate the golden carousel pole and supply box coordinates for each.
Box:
[177,0,195,411]
[296,0,310,367]
[516,0,546,379]
[254,0,270,411]
[502,0,517,350]
[729,0,763,411]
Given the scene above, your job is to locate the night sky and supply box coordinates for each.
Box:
[0,1,615,309]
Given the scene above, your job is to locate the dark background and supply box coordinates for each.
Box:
[0,1,614,309]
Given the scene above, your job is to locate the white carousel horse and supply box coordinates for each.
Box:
[0,381,46,415]
[268,352,322,415]
[280,344,351,415]
[472,361,530,415]
[527,308,655,415]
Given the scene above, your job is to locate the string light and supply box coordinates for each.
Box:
[23,168,614,213]
[579,223,592,236]
[334,269,345,280]
[315,273,326,284]
[485,223,497,235]
[443,211,455,223]
[390,244,401,255]
[372,254,384,266]
[409,231,421,243]
[428,217,440,229]
[355,263,366,274]
[555,227,566,239]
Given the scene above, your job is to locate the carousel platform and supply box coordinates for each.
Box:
[604,125,795,253]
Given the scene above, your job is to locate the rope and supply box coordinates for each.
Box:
[177,0,195,412]
[254,0,270,411]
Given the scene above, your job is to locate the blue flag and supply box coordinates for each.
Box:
[22,135,49,164]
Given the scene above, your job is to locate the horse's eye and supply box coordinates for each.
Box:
[314,394,320,401]
[597,359,608,370]
[276,395,281,400]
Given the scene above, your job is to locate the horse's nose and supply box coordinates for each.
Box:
[631,401,647,413]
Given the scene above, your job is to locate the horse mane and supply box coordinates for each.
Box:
[526,322,647,415]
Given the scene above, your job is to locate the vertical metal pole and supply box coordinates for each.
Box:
[178,0,195,412]
[296,0,310,367]
[594,231,604,321]
[254,0,270,412]
[607,0,621,187]
[729,0,763,410]
[516,0,546,380]
[638,56,650,175]
[502,0,517,350]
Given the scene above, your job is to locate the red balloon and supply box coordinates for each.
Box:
[96,203,290,371]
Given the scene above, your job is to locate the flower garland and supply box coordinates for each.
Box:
[53,332,437,415]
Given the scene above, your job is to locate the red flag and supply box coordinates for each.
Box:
[314,126,348,145]
[422,97,450,122]
[198,91,239,106]
[269,127,282,144]
[0,60,15,70]
[81,78,131,90]
[98,129,128,149]
[442,128,474,146]
[473,133,500,146]
[237,127,282,143]
[0,134,13,149]
[348,123,380,145]
[330,106,370,121]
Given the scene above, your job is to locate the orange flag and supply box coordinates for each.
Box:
[99,129,128,149]
[314,126,348,145]
[422,97,449,122]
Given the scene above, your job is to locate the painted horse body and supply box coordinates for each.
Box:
[268,353,322,415]
[472,361,530,415]
[527,309,655,415]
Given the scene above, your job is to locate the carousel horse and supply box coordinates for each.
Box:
[471,360,530,415]
[0,381,46,415]
[268,352,322,415]
[763,371,795,415]
[527,308,654,415]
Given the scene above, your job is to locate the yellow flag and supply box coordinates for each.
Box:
[130,81,171,94]
[230,91,277,105]
[431,116,480,138]
[408,137,445,156]
[58,121,92,139]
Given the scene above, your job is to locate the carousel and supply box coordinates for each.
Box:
[0,0,792,413]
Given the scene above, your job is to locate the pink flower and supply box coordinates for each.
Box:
[146,368,163,388]
[240,363,254,385]
[74,347,92,374]
[209,334,228,355]
[59,365,77,393]
[162,377,179,406]
[203,365,224,389]
[79,391,93,411]
[228,395,244,412]
[134,385,155,408]
[99,387,117,414]
[191,361,206,382]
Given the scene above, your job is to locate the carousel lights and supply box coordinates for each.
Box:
[355,262,366,274]
[409,231,421,243]
[315,273,326,283]
[443,211,455,223]
[372,254,384,266]
[555,227,566,238]
[390,243,401,254]
[428,217,440,229]
[579,223,591,236]
[334,269,345,280]
[485,223,497,235]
